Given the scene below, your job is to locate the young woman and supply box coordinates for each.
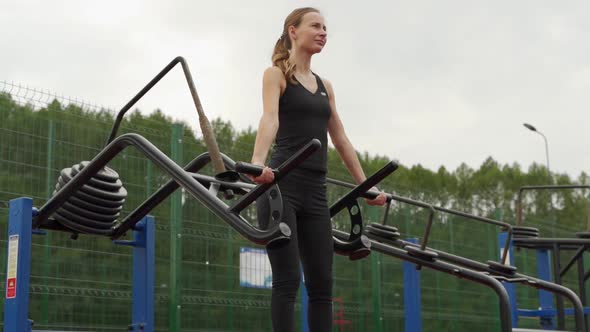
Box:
[251,7,388,332]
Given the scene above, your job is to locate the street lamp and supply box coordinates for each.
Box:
[523,123,556,235]
[523,123,550,178]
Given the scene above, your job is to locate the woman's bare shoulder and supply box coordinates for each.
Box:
[264,66,285,79]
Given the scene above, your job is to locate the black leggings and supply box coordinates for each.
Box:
[257,168,334,332]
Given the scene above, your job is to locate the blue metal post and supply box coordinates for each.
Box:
[403,238,421,332]
[498,232,518,328]
[301,271,309,332]
[133,216,155,332]
[536,248,555,329]
[3,197,34,332]
[114,215,155,332]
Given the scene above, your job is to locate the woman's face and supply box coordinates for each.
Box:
[290,12,327,54]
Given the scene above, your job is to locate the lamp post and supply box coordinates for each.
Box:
[523,123,555,235]
[523,123,550,180]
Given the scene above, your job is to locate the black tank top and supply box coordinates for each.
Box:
[269,72,331,172]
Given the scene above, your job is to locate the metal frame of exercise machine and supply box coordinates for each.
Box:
[328,179,586,332]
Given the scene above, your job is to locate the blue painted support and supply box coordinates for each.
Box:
[498,232,519,328]
[301,271,308,332]
[3,197,34,332]
[4,199,155,332]
[114,216,155,332]
[403,238,422,332]
[536,248,555,329]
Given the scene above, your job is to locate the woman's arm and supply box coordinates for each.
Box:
[250,67,285,183]
[324,78,366,184]
[324,78,387,205]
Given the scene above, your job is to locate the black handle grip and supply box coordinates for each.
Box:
[329,161,398,217]
[273,139,321,180]
[235,139,321,179]
[230,139,321,213]
[235,162,265,176]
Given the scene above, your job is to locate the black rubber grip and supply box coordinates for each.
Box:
[329,161,398,216]
[235,162,264,176]
[229,139,321,214]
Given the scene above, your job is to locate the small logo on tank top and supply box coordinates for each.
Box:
[320,91,327,97]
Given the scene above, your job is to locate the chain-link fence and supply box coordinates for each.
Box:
[0,81,584,331]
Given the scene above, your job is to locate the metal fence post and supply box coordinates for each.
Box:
[169,123,183,331]
[42,120,55,323]
[369,207,383,332]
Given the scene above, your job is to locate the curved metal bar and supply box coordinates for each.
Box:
[333,229,514,332]
[328,161,398,256]
[395,239,586,332]
[111,151,246,239]
[106,58,178,145]
[326,178,514,265]
[105,56,226,173]
[236,159,397,257]
[229,139,321,214]
[332,199,370,258]
[333,233,372,260]
[35,133,289,246]
[328,177,511,229]
[328,161,398,216]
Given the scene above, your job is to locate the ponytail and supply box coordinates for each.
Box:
[272,32,296,84]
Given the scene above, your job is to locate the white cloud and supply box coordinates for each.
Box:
[1,0,589,176]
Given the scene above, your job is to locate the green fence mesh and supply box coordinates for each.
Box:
[0,81,585,331]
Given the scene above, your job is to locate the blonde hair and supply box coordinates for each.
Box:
[272,7,320,84]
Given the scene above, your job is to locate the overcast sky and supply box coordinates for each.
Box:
[2,1,589,178]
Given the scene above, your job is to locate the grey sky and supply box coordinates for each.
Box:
[2,1,589,177]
